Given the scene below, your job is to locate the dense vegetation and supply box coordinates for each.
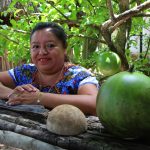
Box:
[0,0,150,77]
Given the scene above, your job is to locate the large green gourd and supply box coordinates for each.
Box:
[96,71,150,139]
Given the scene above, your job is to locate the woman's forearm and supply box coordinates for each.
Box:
[5,84,98,115]
[39,93,97,115]
[0,82,13,99]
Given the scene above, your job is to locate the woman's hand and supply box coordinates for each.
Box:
[6,84,40,105]
[12,84,38,93]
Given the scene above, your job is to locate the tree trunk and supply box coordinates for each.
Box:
[114,0,129,70]
[0,130,65,150]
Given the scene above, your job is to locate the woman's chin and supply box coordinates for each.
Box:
[38,64,53,71]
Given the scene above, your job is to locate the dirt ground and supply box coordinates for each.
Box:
[0,144,22,150]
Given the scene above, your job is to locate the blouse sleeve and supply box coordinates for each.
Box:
[68,65,100,89]
[8,64,36,86]
[79,76,99,88]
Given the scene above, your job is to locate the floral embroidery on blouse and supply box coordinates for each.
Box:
[8,63,98,94]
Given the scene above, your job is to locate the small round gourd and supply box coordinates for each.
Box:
[46,104,87,135]
[96,51,121,77]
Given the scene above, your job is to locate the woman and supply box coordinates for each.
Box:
[0,22,99,115]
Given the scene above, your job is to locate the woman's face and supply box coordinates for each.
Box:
[30,28,66,74]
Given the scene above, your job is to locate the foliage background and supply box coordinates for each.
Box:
[0,0,150,77]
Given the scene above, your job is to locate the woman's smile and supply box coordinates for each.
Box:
[38,58,50,64]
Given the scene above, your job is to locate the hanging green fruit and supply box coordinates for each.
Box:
[96,51,121,77]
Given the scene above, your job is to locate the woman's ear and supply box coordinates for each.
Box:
[30,58,33,63]
[64,52,70,62]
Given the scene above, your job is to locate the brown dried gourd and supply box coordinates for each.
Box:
[46,104,87,135]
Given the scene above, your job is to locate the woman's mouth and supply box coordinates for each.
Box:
[39,58,50,64]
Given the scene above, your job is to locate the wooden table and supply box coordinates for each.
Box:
[0,100,150,150]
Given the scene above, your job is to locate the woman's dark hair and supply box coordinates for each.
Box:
[30,22,67,49]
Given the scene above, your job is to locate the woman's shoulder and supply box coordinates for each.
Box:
[63,62,99,88]
[20,63,36,69]
[13,63,37,72]
[9,63,37,78]
[8,64,37,86]
[66,63,93,76]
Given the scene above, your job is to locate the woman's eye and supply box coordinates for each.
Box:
[32,45,39,49]
[46,44,55,49]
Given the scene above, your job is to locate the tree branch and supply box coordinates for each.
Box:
[0,26,28,34]
[68,34,106,44]
[144,38,150,59]
[19,3,32,31]
[102,0,150,34]
[0,130,63,150]
[47,1,70,21]
[107,0,115,21]
[87,0,95,8]
[0,32,29,49]
[115,1,150,22]
[12,29,29,34]
[0,32,19,45]
[0,115,149,150]
[134,12,150,17]
[87,0,96,15]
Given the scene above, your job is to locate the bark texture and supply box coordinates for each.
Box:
[0,101,150,150]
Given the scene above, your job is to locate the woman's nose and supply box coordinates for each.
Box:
[39,46,48,54]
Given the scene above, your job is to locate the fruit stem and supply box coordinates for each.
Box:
[128,64,134,72]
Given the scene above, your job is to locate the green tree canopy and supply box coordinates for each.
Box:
[0,0,150,75]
